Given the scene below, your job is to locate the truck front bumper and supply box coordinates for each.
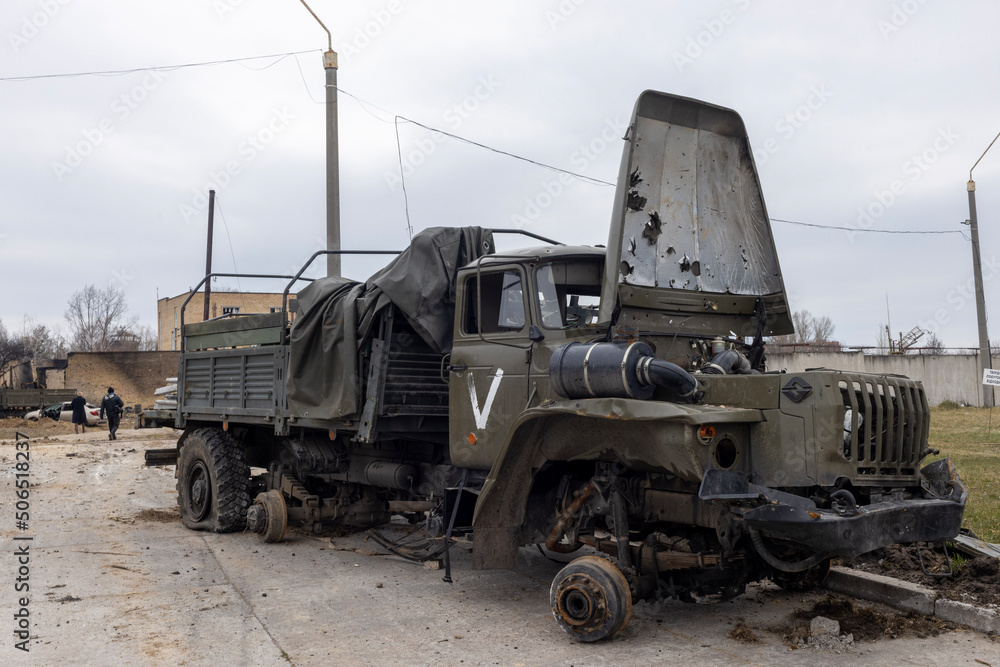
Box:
[703,459,966,557]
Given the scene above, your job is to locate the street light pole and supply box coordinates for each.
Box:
[298,0,341,278]
[324,50,341,278]
[968,130,1000,407]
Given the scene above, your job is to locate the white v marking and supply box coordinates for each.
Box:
[468,368,504,430]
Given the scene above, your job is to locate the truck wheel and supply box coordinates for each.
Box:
[771,557,832,592]
[176,428,250,532]
[550,555,632,642]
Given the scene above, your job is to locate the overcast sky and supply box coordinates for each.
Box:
[3,0,999,349]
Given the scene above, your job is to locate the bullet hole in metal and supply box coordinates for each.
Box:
[643,211,662,245]
[627,190,647,212]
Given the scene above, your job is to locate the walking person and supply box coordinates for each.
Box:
[70,391,88,434]
[100,386,125,441]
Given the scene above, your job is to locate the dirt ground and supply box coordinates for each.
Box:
[0,427,998,666]
[846,543,1000,608]
[0,416,135,441]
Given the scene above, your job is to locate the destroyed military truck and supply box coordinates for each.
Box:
[2,387,77,418]
[148,90,966,641]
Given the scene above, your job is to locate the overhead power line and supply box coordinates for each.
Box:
[769,217,966,237]
[394,117,616,188]
[0,50,321,82]
[5,51,971,242]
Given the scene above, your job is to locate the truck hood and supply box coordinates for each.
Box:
[599,91,793,338]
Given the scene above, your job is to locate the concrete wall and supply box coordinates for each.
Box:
[66,351,181,409]
[768,351,1000,406]
[44,368,65,389]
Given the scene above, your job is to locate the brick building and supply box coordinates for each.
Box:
[156,291,294,351]
[65,351,181,410]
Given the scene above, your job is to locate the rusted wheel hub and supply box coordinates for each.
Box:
[248,490,288,543]
[550,555,632,641]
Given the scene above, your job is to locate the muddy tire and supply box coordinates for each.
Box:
[550,555,632,642]
[176,428,250,532]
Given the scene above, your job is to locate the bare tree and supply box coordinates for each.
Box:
[791,310,814,344]
[106,324,158,351]
[135,324,158,351]
[20,317,67,360]
[770,310,836,349]
[924,332,945,353]
[0,320,29,383]
[812,315,835,343]
[64,285,139,352]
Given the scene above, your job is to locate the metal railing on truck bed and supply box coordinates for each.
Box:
[176,253,401,432]
[175,234,560,431]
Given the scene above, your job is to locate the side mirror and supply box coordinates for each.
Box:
[528,325,545,342]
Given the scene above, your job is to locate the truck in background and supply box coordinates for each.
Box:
[2,387,77,418]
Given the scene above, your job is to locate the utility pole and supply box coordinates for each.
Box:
[298,0,341,277]
[203,189,216,322]
[968,130,1000,407]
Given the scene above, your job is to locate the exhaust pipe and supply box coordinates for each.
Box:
[549,342,701,403]
[699,349,753,375]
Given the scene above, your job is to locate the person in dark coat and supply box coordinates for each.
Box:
[70,391,88,434]
[100,386,125,441]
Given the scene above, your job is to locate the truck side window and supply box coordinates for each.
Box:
[464,270,526,334]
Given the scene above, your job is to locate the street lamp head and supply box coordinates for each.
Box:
[970,129,1000,181]
[298,0,332,52]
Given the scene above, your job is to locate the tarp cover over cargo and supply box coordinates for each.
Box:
[287,227,494,419]
[598,90,794,338]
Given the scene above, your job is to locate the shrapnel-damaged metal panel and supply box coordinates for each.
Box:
[599,90,793,335]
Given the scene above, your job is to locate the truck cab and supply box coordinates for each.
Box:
[449,246,606,469]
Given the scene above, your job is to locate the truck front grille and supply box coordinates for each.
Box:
[837,374,929,477]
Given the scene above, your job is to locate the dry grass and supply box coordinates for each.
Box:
[928,406,1000,543]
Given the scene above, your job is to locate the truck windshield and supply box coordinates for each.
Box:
[535,261,602,329]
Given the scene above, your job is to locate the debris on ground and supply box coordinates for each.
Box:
[110,508,180,525]
[808,615,854,651]
[796,595,954,642]
[726,618,760,644]
[766,593,955,650]
[845,543,1000,607]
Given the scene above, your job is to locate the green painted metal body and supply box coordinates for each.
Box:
[1,388,77,415]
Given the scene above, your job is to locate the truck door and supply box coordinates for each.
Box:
[449,264,531,469]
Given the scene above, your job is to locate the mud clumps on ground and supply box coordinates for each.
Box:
[0,416,82,439]
[765,594,954,649]
[766,620,810,648]
[726,618,760,644]
[847,543,1000,606]
[135,508,180,523]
